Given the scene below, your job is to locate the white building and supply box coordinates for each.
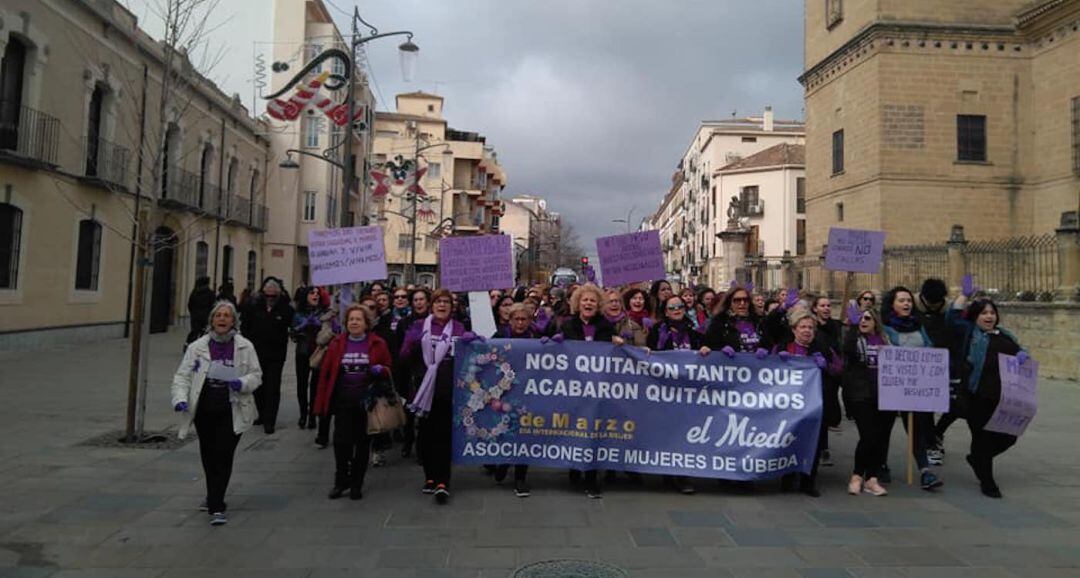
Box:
[714,143,806,287]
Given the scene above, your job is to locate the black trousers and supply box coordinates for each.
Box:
[254,358,284,427]
[497,464,529,482]
[332,404,371,489]
[193,407,241,513]
[418,395,452,486]
[848,401,895,479]
[295,354,316,419]
[966,396,1017,484]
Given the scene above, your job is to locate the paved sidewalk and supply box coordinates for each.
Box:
[0,329,1078,577]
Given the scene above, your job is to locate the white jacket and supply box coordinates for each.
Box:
[171,333,262,439]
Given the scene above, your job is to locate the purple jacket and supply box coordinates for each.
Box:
[399,316,467,360]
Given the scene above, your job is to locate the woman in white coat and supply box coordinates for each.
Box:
[172,300,262,526]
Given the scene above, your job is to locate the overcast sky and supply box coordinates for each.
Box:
[126,0,805,257]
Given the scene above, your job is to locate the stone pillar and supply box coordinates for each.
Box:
[780,250,795,291]
[946,224,968,299]
[717,229,749,288]
[1055,211,1079,302]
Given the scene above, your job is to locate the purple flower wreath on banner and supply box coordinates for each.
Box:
[455,343,528,440]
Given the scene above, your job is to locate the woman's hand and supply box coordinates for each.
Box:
[174,402,188,412]
[612,336,626,346]
[370,364,388,377]
[721,345,736,358]
[1016,351,1030,365]
[755,348,769,360]
[698,346,711,357]
[778,350,791,361]
[812,352,828,369]
[228,379,243,392]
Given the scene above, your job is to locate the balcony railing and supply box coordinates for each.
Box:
[159,164,202,210]
[83,136,131,190]
[0,103,60,166]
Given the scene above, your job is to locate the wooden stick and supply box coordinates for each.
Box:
[906,412,915,486]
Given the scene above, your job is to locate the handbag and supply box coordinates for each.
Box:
[367,394,407,434]
[308,314,337,369]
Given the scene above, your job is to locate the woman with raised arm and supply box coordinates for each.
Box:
[841,306,892,496]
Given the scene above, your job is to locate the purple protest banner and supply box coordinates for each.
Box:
[877,346,950,413]
[985,354,1038,436]
[596,230,666,286]
[440,234,513,292]
[308,226,387,286]
[825,227,886,273]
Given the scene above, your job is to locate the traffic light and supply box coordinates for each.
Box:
[581,256,589,266]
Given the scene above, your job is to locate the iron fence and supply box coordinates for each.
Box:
[966,234,1058,300]
[0,103,60,166]
[881,243,948,292]
[83,136,131,190]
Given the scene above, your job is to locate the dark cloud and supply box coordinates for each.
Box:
[131,0,804,255]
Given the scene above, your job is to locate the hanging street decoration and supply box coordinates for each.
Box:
[264,48,364,128]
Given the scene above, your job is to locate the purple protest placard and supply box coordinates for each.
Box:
[985,354,1038,436]
[596,230,666,286]
[877,346,950,413]
[308,226,387,286]
[825,227,886,273]
[440,234,513,292]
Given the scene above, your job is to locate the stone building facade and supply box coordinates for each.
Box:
[0,0,270,350]
[801,0,1080,250]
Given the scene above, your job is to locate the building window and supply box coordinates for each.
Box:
[85,85,106,177]
[957,115,987,162]
[195,241,209,279]
[418,273,435,287]
[326,194,337,226]
[424,236,437,251]
[796,177,806,213]
[1071,96,1079,175]
[740,185,760,215]
[308,44,323,72]
[199,145,214,209]
[331,55,345,78]
[0,38,28,152]
[797,219,806,256]
[427,162,441,179]
[304,118,321,148]
[221,245,233,286]
[832,129,844,174]
[836,201,845,222]
[303,191,317,222]
[825,0,843,28]
[74,219,102,291]
[246,250,257,291]
[398,233,411,250]
[0,203,22,289]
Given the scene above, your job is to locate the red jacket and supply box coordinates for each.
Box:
[313,332,392,416]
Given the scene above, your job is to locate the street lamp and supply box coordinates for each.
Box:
[612,206,637,233]
[278,148,344,171]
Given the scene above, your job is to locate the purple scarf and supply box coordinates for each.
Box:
[409,315,454,416]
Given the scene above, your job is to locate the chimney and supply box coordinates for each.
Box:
[763,106,774,131]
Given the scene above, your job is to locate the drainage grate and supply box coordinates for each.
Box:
[512,559,628,578]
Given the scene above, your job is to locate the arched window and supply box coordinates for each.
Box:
[0,203,23,289]
[198,145,214,211]
[74,219,102,290]
[221,244,233,286]
[85,84,106,176]
[248,169,260,223]
[161,124,180,198]
[418,273,435,288]
[0,37,28,152]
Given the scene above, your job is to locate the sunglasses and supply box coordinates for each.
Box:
[860,296,875,302]
[731,297,749,304]
[394,294,408,299]
[667,304,686,311]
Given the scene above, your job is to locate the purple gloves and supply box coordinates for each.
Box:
[540,334,564,344]
[585,265,596,283]
[746,281,755,294]
[460,332,482,343]
[174,402,188,412]
[370,364,387,377]
[228,379,243,392]
[642,317,655,330]
[721,346,736,358]
[962,274,980,298]
[729,279,738,290]
[846,301,862,325]
[755,348,769,360]
[778,350,791,361]
[620,330,634,341]
[812,352,828,369]
[1016,351,1029,365]
[783,289,800,310]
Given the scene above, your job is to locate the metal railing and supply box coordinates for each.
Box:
[83,136,131,190]
[0,103,60,166]
[881,243,948,291]
[159,164,202,210]
[966,234,1058,300]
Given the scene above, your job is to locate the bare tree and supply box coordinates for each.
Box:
[553,220,585,268]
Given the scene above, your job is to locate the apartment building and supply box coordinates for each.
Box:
[0,0,270,350]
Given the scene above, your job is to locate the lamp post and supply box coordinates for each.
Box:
[406,140,452,284]
[611,205,637,233]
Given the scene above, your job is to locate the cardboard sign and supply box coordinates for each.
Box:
[985,354,1038,436]
[467,291,498,338]
[308,226,387,286]
[596,230,666,286]
[825,227,886,273]
[877,346,950,413]
[440,235,513,292]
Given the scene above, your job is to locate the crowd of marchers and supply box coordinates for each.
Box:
[172,274,1028,526]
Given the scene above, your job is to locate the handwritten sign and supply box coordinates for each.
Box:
[825,227,886,273]
[440,235,513,292]
[877,346,950,413]
[468,291,498,338]
[985,354,1038,436]
[596,230,665,286]
[308,226,387,286]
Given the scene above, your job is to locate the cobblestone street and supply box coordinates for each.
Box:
[0,330,1077,577]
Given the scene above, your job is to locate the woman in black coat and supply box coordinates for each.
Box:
[841,308,892,497]
[705,285,770,354]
